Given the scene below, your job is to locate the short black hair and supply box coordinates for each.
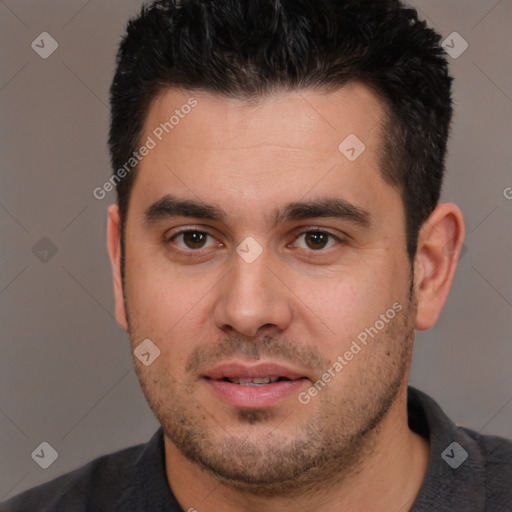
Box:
[108,0,453,265]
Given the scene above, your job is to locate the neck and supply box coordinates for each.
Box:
[164,384,430,512]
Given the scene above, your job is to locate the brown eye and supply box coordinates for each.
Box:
[293,230,340,251]
[182,231,207,249]
[304,232,329,250]
[171,230,214,250]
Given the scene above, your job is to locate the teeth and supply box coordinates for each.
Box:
[228,377,280,385]
[252,377,271,385]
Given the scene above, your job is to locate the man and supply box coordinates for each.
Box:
[3,0,512,510]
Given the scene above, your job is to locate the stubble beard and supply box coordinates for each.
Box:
[127,289,416,497]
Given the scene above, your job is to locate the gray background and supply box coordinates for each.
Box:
[1,0,511,500]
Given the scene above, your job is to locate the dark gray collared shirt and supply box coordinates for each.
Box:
[3,386,512,511]
[408,387,512,511]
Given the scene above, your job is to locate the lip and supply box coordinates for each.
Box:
[204,362,307,381]
[203,362,310,409]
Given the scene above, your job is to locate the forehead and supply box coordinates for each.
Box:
[131,84,397,227]
[145,83,385,155]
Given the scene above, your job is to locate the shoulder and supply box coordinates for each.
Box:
[407,386,512,510]
[1,442,148,512]
[460,426,512,504]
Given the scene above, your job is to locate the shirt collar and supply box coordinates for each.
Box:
[408,385,486,511]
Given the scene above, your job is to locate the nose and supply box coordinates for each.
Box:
[213,248,293,338]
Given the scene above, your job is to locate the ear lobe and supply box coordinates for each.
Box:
[414,203,465,331]
[107,203,129,331]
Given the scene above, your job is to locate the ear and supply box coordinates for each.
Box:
[413,203,465,331]
[107,203,129,331]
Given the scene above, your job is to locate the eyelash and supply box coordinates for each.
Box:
[166,227,343,253]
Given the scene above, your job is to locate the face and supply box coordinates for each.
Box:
[114,84,417,493]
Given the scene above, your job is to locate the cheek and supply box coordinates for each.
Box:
[295,264,404,338]
[126,269,209,334]
[125,235,188,316]
[125,271,201,376]
[123,245,222,364]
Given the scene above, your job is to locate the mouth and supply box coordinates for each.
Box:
[219,376,296,386]
[202,362,310,409]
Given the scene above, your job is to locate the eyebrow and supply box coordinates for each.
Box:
[144,194,371,229]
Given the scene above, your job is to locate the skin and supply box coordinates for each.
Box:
[107,84,465,511]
